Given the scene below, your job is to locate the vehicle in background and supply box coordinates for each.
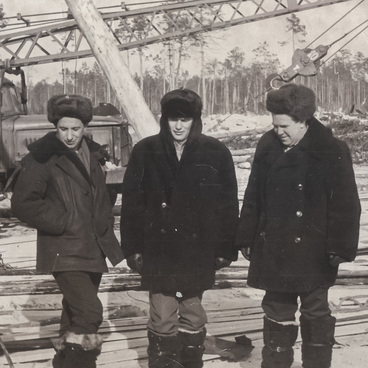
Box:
[0,68,131,203]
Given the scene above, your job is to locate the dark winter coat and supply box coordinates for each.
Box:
[120,116,238,293]
[11,132,123,274]
[236,118,361,292]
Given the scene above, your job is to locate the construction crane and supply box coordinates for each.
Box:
[0,0,358,185]
[0,0,354,70]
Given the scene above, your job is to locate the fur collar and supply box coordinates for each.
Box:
[27,132,105,184]
[257,117,334,163]
[28,132,104,164]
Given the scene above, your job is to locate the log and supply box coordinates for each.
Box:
[232,155,252,164]
[207,129,264,140]
[230,148,256,156]
[64,0,159,140]
[2,265,368,295]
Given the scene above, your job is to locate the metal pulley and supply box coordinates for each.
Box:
[267,44,329,89]
[280,45,329,81]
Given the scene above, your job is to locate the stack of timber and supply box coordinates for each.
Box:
[1,235,368,367]
[1,195,368,366]
[1,294,368,367]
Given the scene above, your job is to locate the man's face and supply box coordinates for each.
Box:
[168,117,193,143]
[56,117,85,150]
[272,114,307,147]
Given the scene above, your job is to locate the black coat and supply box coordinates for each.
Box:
[236,118,361,292]
[120,119,238,293]
[11,132,124,274]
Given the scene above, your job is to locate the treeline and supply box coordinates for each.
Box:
[24,43,368,118]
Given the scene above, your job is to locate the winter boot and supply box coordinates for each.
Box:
[147,331,183,368]
[51,334,67,368]
[52,350,66,368]
[179,328,206,368]
[300,315,336,368]
[261,316,298,368]
[63,332,103,368]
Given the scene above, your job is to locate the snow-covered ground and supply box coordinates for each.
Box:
[1,113,367,367]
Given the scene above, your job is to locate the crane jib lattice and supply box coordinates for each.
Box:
[0,0,354,69]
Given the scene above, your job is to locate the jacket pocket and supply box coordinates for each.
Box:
[195,164,219,184]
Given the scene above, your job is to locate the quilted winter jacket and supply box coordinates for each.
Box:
[236,118,361,292]
[11,132,123,274]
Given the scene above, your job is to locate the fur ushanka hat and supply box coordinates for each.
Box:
[161,88,202,119]
[47,94,93,126]
[266,84,316,122]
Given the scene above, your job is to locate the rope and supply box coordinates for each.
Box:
[127,290,150,305]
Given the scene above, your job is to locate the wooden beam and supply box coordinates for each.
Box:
[64,0,159,140]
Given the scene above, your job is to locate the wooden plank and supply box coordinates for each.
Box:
[1,317,368,366]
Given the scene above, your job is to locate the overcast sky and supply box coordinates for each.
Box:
[1,0,367,83]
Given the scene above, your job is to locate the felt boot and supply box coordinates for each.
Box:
[52,350,65,368]
[179,328,206,368]
[300,315,336,368]
[261,316,298,368]
[147,331,183,368]
[51,333,66,368]
[62,332,102,368]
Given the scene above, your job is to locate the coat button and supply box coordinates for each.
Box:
[296,211,303,217]
[298,184,303,190]
[161,202,167,208]
[294,237,301,244]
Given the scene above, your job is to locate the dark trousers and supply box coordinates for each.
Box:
[262,287,331,322]
[53,271,103,335]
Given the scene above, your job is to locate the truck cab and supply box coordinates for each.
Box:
[0,69,131,198]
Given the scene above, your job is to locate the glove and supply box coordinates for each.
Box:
[215,257,232,270]
[127,253,143,274]
[327,253,346,267]
[241,247,251,261]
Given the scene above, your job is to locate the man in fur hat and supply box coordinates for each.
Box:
[120,88,239,368]
[11,94,124,368]
[236,84,361,368]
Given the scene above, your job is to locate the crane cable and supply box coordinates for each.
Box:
[267,0,368,89]
[304,0,366,49]
[321,21,368,66]
[226,1,368,123]
[216,2,368,123]
[327,19,368,49]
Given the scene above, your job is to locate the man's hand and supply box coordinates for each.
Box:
[215,257,231,270]
[327,253,346,267]
[241,247,251,261]
[127,253,143,274]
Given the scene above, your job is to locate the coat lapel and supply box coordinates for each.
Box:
[28,132,96,194]
[55,155,92,194]
[261,118,332,174]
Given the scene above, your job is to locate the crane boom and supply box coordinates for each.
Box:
[0,0,353,69]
